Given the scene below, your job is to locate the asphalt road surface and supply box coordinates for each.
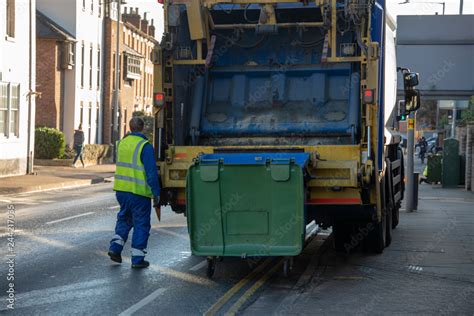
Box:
[0,183,327,315]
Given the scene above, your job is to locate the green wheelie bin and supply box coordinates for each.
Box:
[186,153,310,277]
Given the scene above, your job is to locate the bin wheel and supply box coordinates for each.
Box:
[206,257,216,278]
[283,258,293,277]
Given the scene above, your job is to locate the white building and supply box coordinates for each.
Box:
[0,0,36,177]
[37,0,104,146]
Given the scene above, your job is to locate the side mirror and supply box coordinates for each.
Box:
[404,72,419,88]
[405,89,421,112]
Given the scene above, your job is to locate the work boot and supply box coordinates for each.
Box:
[108,251,122,263]
[132,260,150,269]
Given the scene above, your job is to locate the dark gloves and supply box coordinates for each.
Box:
[153,196,160,208]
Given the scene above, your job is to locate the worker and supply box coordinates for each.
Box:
[108,117,161,269]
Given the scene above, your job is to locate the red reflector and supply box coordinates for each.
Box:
[364,90,373,98]
[157,0,164,4]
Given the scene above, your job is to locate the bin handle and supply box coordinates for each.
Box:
[199,158,221,164]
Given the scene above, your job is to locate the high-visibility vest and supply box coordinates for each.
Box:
[113,135,153,198]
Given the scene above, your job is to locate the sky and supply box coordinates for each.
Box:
[127,0,473,39]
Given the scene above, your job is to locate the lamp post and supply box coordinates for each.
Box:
[112,0,125,159]
[398,0,446,15]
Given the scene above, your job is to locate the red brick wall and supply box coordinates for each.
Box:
[103,18,156,144]
[36,39,62,129]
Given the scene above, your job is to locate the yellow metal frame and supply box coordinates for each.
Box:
[159,145,361,189]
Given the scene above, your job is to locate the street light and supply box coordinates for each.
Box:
[398,0,446,15]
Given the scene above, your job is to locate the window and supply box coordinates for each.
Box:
[0,83,8,135]
[89,45,93,89]
[119,53,122,90]
[6,0,15,38]
[98,0,102,17]
[95,103,100,143]
[81,43,85,87]
[97,48,100,90]
[61,41,75,69]
[123,108,127,136]
[112,53,116,90]
[80,102,84,126]
[10,84,19,136]
[0,82,20,137]
[88,102,92,144]
[125,55,141,80]
[91,0,94,14]
[82,0,86,11]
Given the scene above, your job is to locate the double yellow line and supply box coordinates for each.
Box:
[204,233,332,315]
[204,257,276,316]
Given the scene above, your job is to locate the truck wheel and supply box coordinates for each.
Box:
[392,206,399,229]
[369,211,386,254]
[385,207,392,247]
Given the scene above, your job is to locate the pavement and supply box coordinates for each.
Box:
[0,159,472,315]
[242,160,474,315]
[0,164,115,195]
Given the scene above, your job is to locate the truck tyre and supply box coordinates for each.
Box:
[368,207,386,254]
[392,205,399,229]
[385,207,392,247]
[333,222,352,253]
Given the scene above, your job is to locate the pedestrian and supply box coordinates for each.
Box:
[108,117,161,269]
[72,124,85,168]
[418,136,428,164]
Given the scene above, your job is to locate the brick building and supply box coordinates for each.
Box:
[103,5,158,144]
[36,10,75,130]
[37,0,105,146]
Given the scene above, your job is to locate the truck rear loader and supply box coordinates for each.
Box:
[151,0,420,276]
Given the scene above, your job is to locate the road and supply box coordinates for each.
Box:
[1,166,473,315]
[0,183,328,315]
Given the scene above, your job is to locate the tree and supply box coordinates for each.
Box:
[460,96,474,124]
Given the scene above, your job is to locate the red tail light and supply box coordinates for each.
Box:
[363,89,375,104]
[157,0,164,4]
[154,92,165,107]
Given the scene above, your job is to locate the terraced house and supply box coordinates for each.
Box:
[0,0,36,177]
[36,0,105,147]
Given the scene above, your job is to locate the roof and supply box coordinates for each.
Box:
[123,21,159,45]
[37,10,75,42]
[123,45,143,58]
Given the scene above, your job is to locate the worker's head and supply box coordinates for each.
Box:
[129,117,145,133]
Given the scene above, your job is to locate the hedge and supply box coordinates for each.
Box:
[35,127,65,159]
[62,144,112,162]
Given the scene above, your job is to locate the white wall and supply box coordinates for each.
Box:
[0,0,36,177]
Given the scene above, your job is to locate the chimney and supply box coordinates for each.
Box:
[149,19,155,37]
[144,12,148,21]
[141,19,149,34]
[123,7,127,14]
[122,6,141,29]
[135,7,139,14]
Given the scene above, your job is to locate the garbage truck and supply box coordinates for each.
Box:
[151,0,420,276]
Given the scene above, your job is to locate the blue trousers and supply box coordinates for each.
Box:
[109,191,151,263]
